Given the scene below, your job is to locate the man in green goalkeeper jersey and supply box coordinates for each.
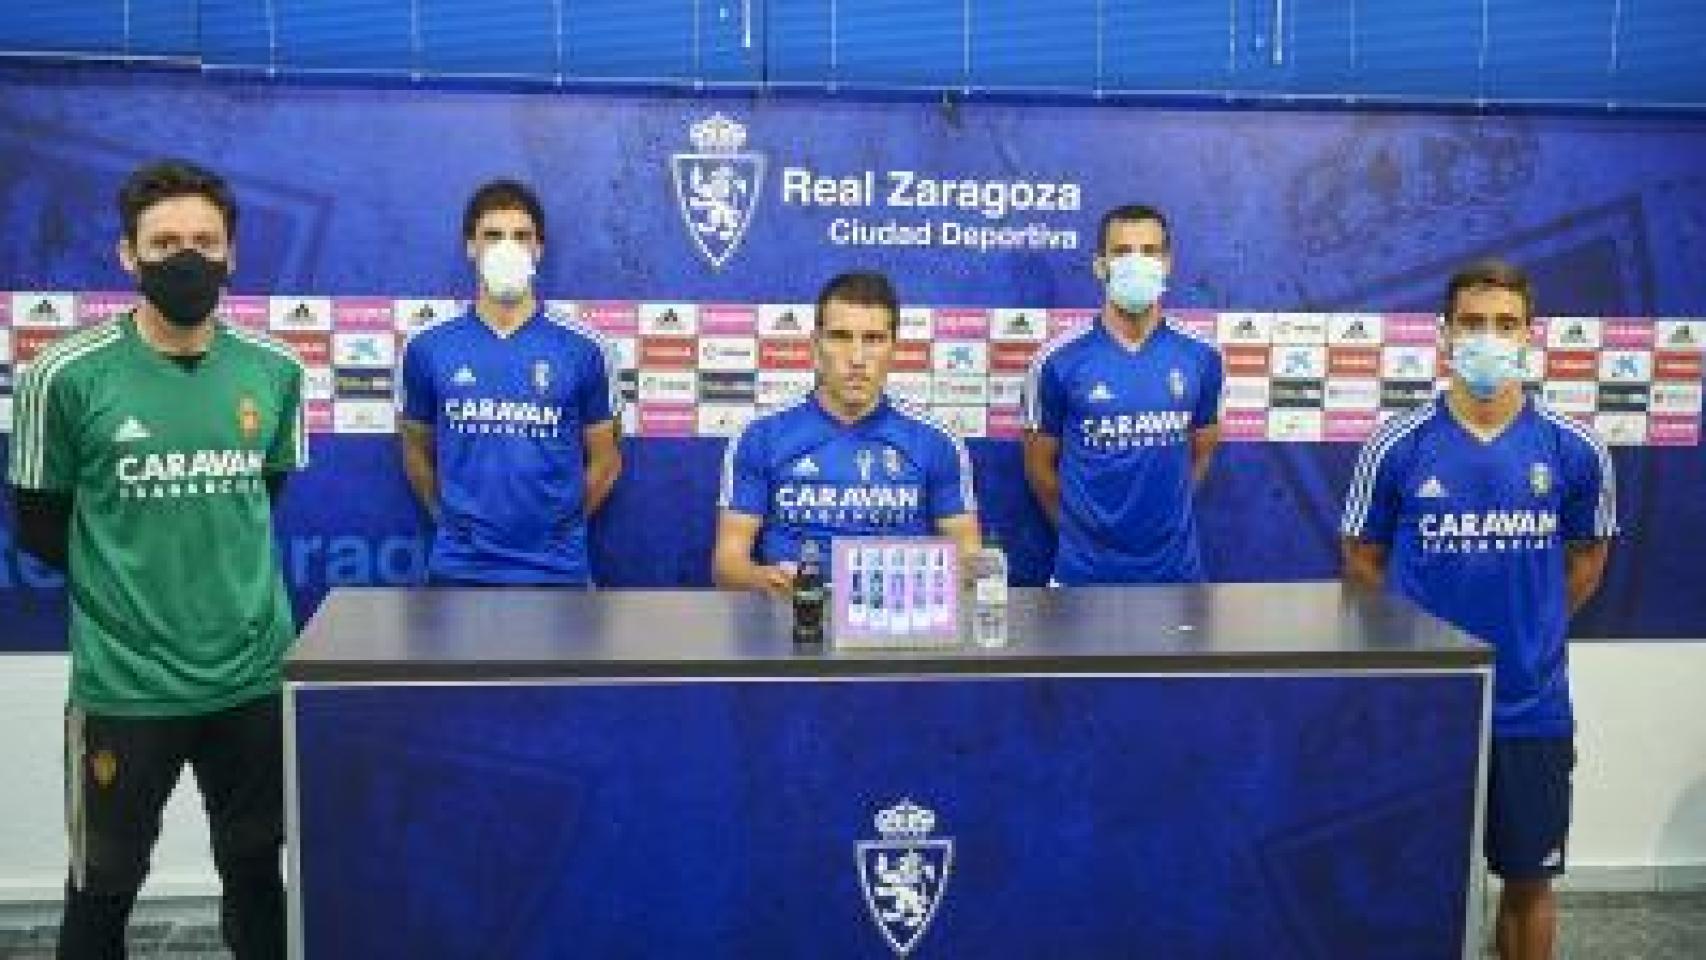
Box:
[8,160,305,959]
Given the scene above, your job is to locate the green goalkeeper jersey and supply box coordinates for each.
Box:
[9,312,308,716]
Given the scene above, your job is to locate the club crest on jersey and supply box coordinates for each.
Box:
[857,800,952,957]
[238,396,261,441]
[1530,462,1551,497]
[856,447,876,484]
[883,445,903,478]
[1168,367,1186,401]
[533,360,552,394]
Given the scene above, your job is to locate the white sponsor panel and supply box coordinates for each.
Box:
[1541,381,1597,413]
[989,308,1049,342]
[1598,350,1654,383]
[1217,312,1273,345]
[1271,313,1328,345]
[931,373,988,406]
[1594,412,1648,445]
[931,404,988,438]
[638,370,698,403]
[1323,378,1380,411]
[931,340,989,374]
[303,367,335,402]
[1271,345,1328,379]
[333,400,396,434]
[12,293,77,328]
[1382,345,1437,380]
[987,374,1025,409]
[1267,409,1324,441]
[609,337,639,373]
[268,296,333,331]
[393,298,462,335]
[1546,316,1602,350]
[1656,318,1706,352]
[332,331,397,367]
[1222,376,1271,410]
[698,336,758,371]
[897,307,934,342]
[886,372,934,407]
[639,302,700,336]
[696,403,757,437]
[758,303,813,339]
[757,370,816,406]
[1328,314,1384,345]
[1650,381,1703,414]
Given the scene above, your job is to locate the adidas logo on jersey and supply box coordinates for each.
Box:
[452,366,477,386]
[113,417,152,443]
[792,456,820,478]
[1087,382,1114,402]
[1417,476,1448,499]
[1541,848,1564,869]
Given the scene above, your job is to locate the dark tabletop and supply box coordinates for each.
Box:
[285,582,1488,682]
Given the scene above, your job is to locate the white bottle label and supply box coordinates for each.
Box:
[908,547,933,630]
[847,551,868,627]
[931,547,955,626]
[865,547,888,630]
[887,547,910,635]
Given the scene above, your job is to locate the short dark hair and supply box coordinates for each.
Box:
[1445,257,1534,321]
[1097,203,1170,255]
[118,160,236,246]
[814,271,899,334]
[463,179,545,244]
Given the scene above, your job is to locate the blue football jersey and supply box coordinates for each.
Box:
[398,307,621,584]
[719,392,975,563]
[1023,317,1224,584]
[1341,398,1618,737]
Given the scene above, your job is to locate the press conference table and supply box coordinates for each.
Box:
[285,583,1490,959]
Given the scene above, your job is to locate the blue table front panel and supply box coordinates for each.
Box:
[293,672,1484,958]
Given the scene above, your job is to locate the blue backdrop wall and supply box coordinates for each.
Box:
[0,65,1703,649]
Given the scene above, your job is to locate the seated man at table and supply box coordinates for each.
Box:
[712,271,981,595]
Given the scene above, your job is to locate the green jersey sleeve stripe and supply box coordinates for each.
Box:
[10,325,123,488]
[17,327,119,485]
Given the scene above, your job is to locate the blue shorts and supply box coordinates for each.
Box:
[1484,736,1575,881]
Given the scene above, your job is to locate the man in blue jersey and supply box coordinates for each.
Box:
[1022,203,1224,584]
[713,272,981,595]
[1341,259,1616,960]
[398,180,623,585]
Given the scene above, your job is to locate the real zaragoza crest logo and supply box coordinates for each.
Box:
[857,799,952,957]
[671,113,765,270]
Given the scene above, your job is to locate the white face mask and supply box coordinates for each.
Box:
[1450,332,1527,400]
[478,240,535,303]
[1105,253,1168,313]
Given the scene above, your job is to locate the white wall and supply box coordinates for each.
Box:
[1567,642,1706,889]
[1,644,1704,902]
[0,656,219,902]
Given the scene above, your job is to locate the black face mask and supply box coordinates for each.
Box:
[137,249,228,328]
